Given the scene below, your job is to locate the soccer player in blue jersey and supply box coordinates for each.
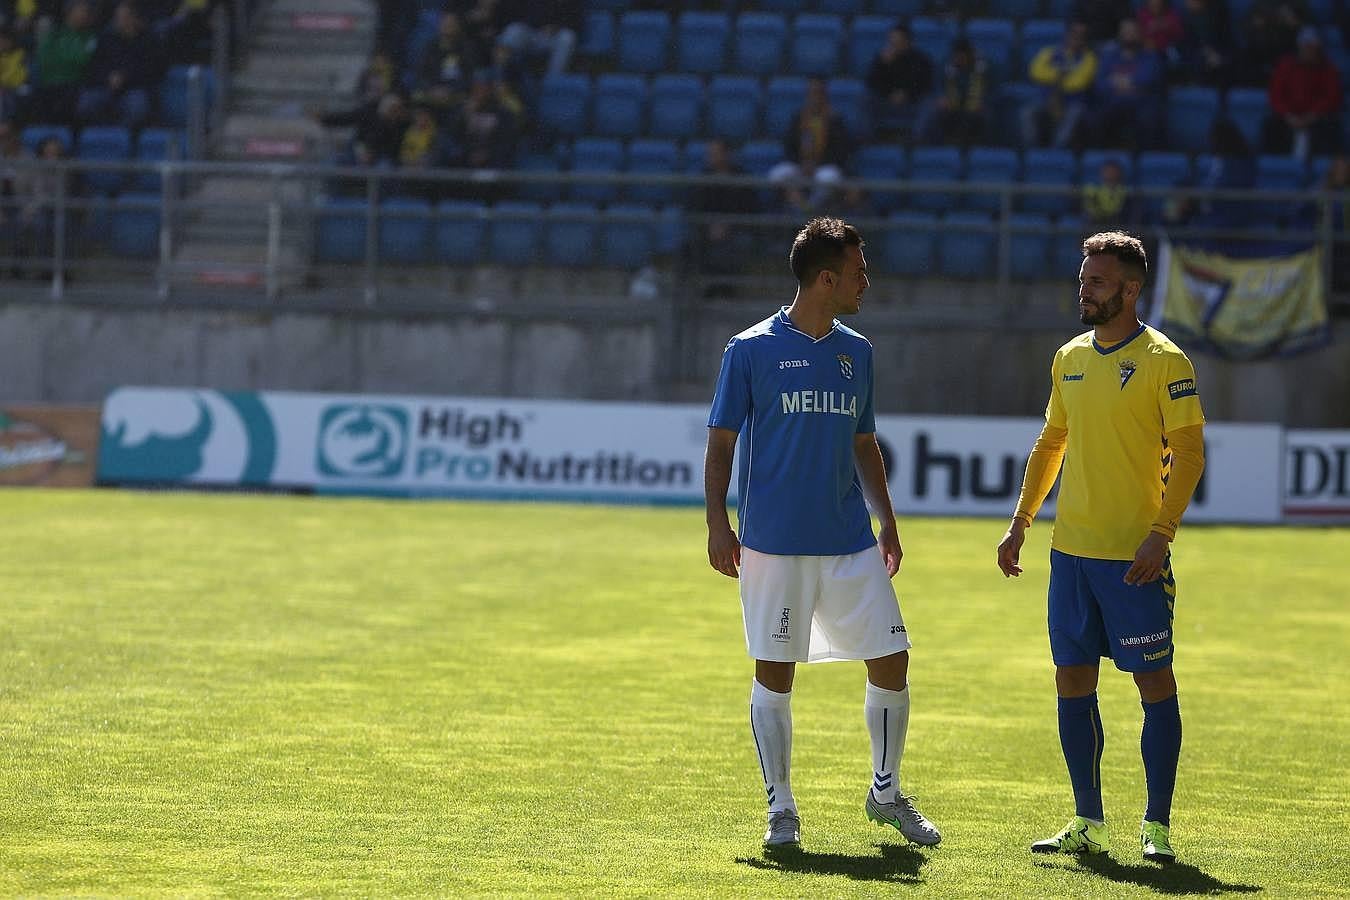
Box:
[997,231,1206,864]
[704,218,941,850]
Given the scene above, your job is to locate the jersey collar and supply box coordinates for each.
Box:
[1092,322,1147,355]
[776,306,840,343]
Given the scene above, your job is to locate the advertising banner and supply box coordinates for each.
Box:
[1283,430,1350,522]
[0,406,100,487]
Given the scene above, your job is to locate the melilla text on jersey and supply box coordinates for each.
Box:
[780,390,859,417]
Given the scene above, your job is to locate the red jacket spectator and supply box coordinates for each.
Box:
[1268,42,1342,118]
[1138,0,1185,53]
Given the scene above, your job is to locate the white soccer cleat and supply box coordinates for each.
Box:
[866,791,942,846]
[763,809,801,847]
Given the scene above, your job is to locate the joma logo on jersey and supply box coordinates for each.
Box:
[1119,359,1137,390]
[773,607,791,642]
[837,354,854,380]
[781,391,858,416]
[1168,378,1197,400]
[779,359,811,369]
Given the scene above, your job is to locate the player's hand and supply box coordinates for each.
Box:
[997,519,1028,578]
[878,521,902,578]
[1124,532,1169,585]
[708,525,741,579]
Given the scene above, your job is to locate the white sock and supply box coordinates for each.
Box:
[865,681,910,804]
[750,679,795,814]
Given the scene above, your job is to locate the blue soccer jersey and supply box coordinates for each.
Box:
[708,307,877,556]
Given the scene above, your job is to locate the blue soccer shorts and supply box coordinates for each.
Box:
[1047,548,1176,673]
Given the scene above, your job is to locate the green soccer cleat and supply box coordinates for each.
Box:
[1140,820,1175,863]
[865,791,942,846]
[1030,816,1110,855]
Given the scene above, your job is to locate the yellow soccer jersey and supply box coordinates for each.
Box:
[1047,324,1205,560]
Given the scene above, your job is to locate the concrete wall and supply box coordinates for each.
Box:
[2,301,1347,426]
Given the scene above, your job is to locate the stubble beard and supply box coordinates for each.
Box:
[1080,287,1125,326]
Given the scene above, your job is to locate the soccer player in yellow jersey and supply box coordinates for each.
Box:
[997,232,1205,865]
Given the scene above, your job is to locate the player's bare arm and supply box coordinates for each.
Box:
[853,432,901,577]
[704,426,741,579]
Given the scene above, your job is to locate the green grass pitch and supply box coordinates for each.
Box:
[1,490,1347,897]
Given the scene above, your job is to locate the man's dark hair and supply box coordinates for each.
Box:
[790,217,863,285]
[1082,231,1148,284]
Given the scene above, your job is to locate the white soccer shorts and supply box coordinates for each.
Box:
[740,545,912,663]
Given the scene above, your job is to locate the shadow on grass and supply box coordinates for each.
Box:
[735,842,929,883]
[1034,854,1263,895]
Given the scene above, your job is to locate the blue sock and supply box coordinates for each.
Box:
[1058,693,1105,822]
[1141,694,1182,826]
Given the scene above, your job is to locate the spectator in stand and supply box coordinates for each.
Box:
[1263,26,1343,159]
[1080,157,1135,228]
[400,104,443,169]
[30,0,97,125]
[1087,19,1165,150]
[865,22,935,142]
[1137,0,1185,61]
[448,69,520,171]
[1321,156,1350,290]
[1072,0,1135,43]
[76,2,163,130]
[415,12,481,110]
[690,138,758,298]
[496,0,579,77]
[1177,0,1232,86]
[1165,117,1256,228]
[140,0,211,65]
[462,0,505,63]
[1238,0,1311,86]
[6,135,69,270]
[927,37,988,146]
[320,91,407,166]
[769,77,848,212]
[0,27,28,122]
[359,48,397,97]
[1021,21,1097,149]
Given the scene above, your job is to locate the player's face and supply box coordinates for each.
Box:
[1077,255,1132,326]
[829,246,869,315]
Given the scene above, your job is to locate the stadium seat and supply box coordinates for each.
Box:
[134,127,180,191]
[1019,20,1066,68]
[570,138,625,204]
[514,151,564,203]
[648,75,703,139]
[882,211,937,276]
[677,12,730,74]
[734,13,788,76]
[908,146,963,212]
[1080,150,1134,183]
[626,138,681,204]
[707,76,763,142]
[995,81,1041,142]
[790,14,845,77]
[537,74,591,138]
[738,139,784,177]
[592,74,647,139]
[682,140,708,173]
[77,126,132,195]
[655,205,685,256]
[159,65,214,128]
[1256,154,1309,223]
[939,212,996,279]
[1044,0,1074,17]
[433,201,486,266]
[1225,87,1267,151]
[108,193,161,259]
[1167,86,1221,154]
[378,198,430,264]
[849,16,893,79]
[600,204,657,268]
[315,197,367,264]
[854,144,906,213]
[964,146,1020,213]
[579,11,614,58]
[965,19,1016,82]
[544,202,599,267]
[818,0,866,14]
[617,11,670,73]
[999,0,1042,19]
[871,0,923,15]
[21,124,73,155]
[910,17,956,68]
[489,201,543,266]
[827,78,870,140]
[1136,151,1193,223]
[1021,148,1077,215]
[765,76,807,139]
[1052,217,1087,273]
[1008,213,1053,281]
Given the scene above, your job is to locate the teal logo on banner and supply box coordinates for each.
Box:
[316,404,408,478]
[98,390,277,484]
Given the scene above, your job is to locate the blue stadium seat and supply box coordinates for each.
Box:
[999,0,1042,19]
[827,78,870,140]
[514,151,564,203]
[996,81,1042,140]
[649,75,703,139]
[738,139,784,176]
[537,74,591,138]
[1052,217,1087,274]
[77,126,132,195]
[600,204,656,268]
[939,212,996,278]
[791,14,845,77]
[434,201,486,266]
[109,193,162,259]
[1136,151,1192,223]
[1008,213,1052,281]
[379,198,430,264]
[765,76,807,139]
[570,138,625,204]
[908,146,963,211]
[134,127,180,191]
[315,197,367,264]
[617,11,670,73]
[489,201,543,266]
[545,202,599,267]
[871,0,923,15]
[707,76,763,142]
[21,125,73,155]
[1021,148,1077,215]
[849,16,893,79]
[626,138,681,204]
[1167,86,1221,154]
[677,12,730,74]
[682,140,708,173]
[1081,150,1134,183]
[1256,154,1309,222]
[854,144,906,212]
[734,13,788,76]
[819,0,866,13]
[965,19,1016,81]
[592,74,647,139]
[910,17,956,67]
[1019,20,1066,70]
[964,146,1020,213]
[159,65,214,128]
[656,206,685,256]
[1225,87,1267,151]
[579,11,614,58]
[1044,0,1074,17]
[882,212,937,276]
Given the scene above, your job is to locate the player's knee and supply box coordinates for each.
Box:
[865,650,909,690]
[1133,666,1177,702]
[1055,664,1098,697]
